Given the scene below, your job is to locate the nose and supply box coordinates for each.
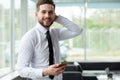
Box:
[45,12,50,18]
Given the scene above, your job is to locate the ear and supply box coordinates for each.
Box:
[35,12,38,17]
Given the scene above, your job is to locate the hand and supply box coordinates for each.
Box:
[56,63,67,68]
[42,64,66,76]
[54,14,58,21]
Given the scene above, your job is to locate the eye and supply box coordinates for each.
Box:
[41,10,46,14]
[49,11,54,14]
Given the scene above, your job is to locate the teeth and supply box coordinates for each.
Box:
[45,20,50,22]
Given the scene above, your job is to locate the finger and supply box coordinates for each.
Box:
[59,70,64,74]
[59,65,66,70]
[55,70,64,76]
[56,67,65,72]
[50,64,59,68]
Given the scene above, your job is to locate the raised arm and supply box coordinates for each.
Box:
[54,15,83,40]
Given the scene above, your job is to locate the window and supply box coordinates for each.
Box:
[86,8,120,61]
[0,0,11,77]
[14,0,21,65]
[55,6,84,61]
[28,0,36,30]
[0,0,21,77]
[54,1,120,62]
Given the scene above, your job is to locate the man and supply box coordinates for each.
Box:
[16,0,83,80]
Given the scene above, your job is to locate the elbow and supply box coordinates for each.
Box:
[15,65,26,78]
[16,68,24,77]
[76,27,83,36]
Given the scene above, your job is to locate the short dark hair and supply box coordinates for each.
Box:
[36,0,55,11]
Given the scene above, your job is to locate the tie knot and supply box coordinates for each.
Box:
[46,30,50,38]
[46,30,50,34]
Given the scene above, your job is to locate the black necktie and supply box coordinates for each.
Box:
[46,30,54,79]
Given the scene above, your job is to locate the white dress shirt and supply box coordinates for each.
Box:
[16,15,83,80]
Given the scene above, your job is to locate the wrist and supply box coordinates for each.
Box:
[55,15,68,25]
[42,68,49,76]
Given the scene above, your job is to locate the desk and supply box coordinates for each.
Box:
[97,74,120,80]
[82,70,120,80]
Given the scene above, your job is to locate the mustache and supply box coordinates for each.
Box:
[44,18,52,20]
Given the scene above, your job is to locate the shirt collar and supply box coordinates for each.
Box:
[36,22,48,34]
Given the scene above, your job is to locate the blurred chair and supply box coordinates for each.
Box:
[63,71,83,80]
[63,62,98,80]
[63,63,83,80]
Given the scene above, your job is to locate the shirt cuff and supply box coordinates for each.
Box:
[55,15,68,25]
[34,68,46,78]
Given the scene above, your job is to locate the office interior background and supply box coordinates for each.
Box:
[0,0,120,79]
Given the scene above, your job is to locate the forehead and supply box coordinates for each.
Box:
[39,4,55,11]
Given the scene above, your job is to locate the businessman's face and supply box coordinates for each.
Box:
[35,4,55,29]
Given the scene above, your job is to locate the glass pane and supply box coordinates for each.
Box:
[0,0,11,77]
[86,8,120,61]
[28,0,36,30]
[55,6,84,62]
[14,0,21,65]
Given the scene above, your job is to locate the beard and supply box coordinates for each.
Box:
[38,17,54,29]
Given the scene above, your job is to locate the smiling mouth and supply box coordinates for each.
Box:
[45,18,52,21]
[45,19,51,22]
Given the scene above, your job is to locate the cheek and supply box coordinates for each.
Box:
[37,14,43,20]
[51,15,55,20]
[36,12,43,18]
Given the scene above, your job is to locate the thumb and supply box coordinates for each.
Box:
[50,64,59,68]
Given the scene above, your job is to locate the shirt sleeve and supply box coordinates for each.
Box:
[55,15,83,40]
[15,31,44,79]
